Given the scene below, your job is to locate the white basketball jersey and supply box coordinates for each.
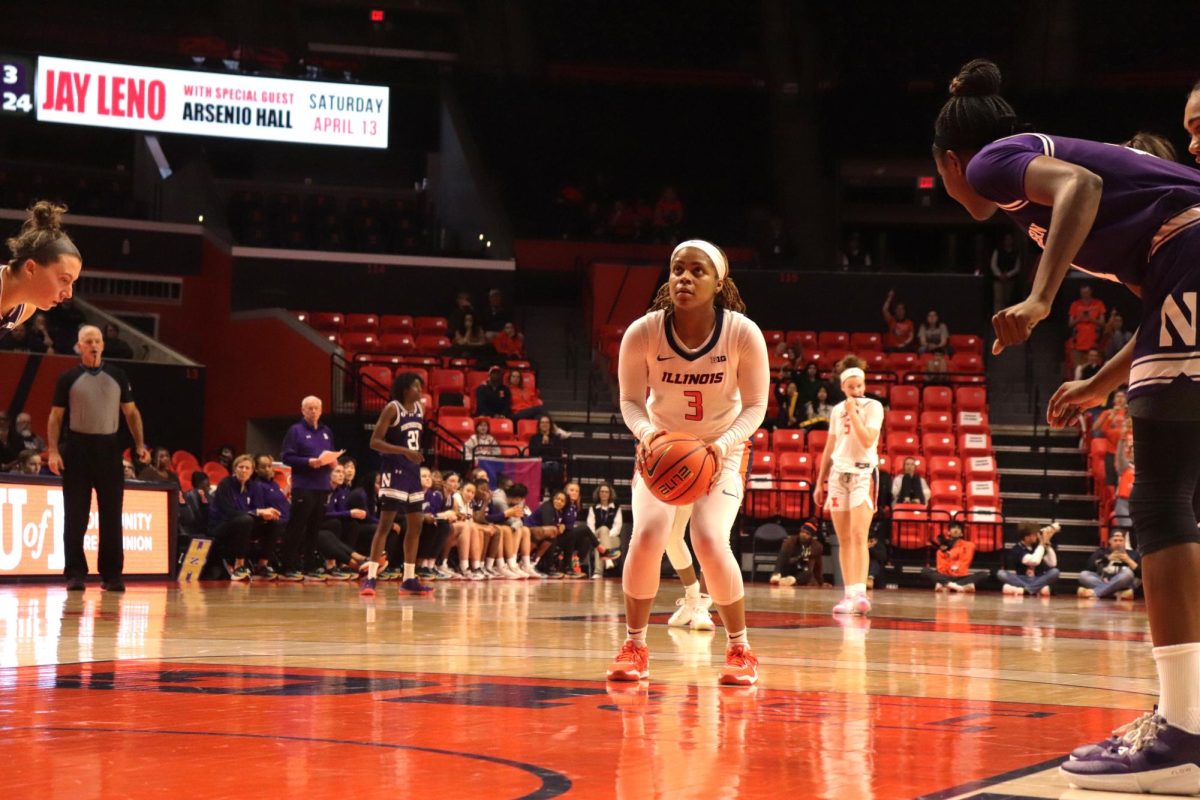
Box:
[632,308,761,444]
[829,397,885,474]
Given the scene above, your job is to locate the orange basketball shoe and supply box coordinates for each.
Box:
[606,640,650,681]
[718,643,759,686]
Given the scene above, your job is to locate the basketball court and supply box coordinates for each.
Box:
[1,579,1160,799]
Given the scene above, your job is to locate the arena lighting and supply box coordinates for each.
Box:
[918,176,936,190]
[370,9,385,22]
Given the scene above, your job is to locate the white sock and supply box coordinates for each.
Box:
[403,563,416,581]
[367,562,379,579]
[486,557,495,570]
[1154,643,1200,733]
[683,581,701,601]
[727,628,749,648]
[472,561,482,570]
[626,626,647,644]
[508,556,519,569]
[847,582,866,597]
[522,555,532,568]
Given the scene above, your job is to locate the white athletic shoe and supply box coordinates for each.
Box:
[1002,583,1024,596]
[769,573,782,585]
[690,596,716,631]
[498,563,522,580]
[667,594,714,629]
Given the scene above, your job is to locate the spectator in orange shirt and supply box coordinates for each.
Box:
[1068,284,1106,368]
[507,369,547,422]
[1093,389,1129,449]
[492,322,525,359]
[921,522,990,592]
[882,290,915,351]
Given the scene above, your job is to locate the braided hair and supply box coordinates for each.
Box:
[648,276,747,313]
[932,59,1019,154]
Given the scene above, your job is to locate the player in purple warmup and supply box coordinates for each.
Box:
[361,372,433,597]
[933,58,1200,795]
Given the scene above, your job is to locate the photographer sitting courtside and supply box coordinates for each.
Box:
[997,522,1061,597]
[1077,529,1140,600]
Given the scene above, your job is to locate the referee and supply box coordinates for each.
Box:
[47,325,148,592]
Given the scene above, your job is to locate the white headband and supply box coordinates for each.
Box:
[840,367,865,384]
[671,239,729,281]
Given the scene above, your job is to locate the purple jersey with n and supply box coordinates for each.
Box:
[967,133,1200,398]
[379,400,423,504]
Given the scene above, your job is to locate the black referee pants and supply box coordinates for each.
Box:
[62,433,124,581]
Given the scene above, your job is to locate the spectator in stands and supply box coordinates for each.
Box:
[1067,284,1106,368]
[921,522,990,592]
[452,312,490,358]
[508,369,547,421]
[0,323,39,353]
[138,447,180,489]
[493,322,525,360]
[103,322,134,360]
[769,519,824,587]
[562,482,598,578]
[465,418,500,461]
[1094,389,1129,449]
[0,411,17,468]
[14,412,45,453]
[802,385,833,429]
[997,522,1061,596]
[882,291,915,351]
[918,310,951,354]
[776,380,803,428]
[449,291,475,335]
[989,232,1023,313]
[1113,435,1135,528]
[529,490,570,577]
[122,459,136,480]
[840,232,872,271]
[481,289,512,339]
[892,457,930,505]
[1102,310,1132,360]
[208,455,282,581]
[652,187,685,243]
[867,532,890,589]
[1075,348,1103,382]
[179,471,211,539]
[587,482,623,575]
[27,313,56,353]
[795,362,823,409]
[214,445,235,473]
[528,414,567,494]
[475,366,513,417]
[13,449,42,474]
[759,215,796,269]
[1078,529,1140,600]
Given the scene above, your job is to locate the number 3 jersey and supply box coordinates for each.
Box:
[379,400,424,502]
[618,307,770,456]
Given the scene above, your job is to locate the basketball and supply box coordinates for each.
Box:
[639,431,718,506]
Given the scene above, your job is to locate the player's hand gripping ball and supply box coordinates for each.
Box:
[637,431,719,506]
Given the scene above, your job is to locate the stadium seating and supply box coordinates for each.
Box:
[772,429,807,454]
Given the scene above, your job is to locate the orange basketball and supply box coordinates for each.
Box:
[639,431,719,506]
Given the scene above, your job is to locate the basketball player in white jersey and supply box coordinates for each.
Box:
[813,356,885,616]
[609,239,770,686]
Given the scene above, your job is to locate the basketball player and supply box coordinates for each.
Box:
[933,59,1200,794]
[813,356,884,616]
[663,505,715,631]
[2,201,82,339]
[360,372,433,597]
[608,239,769,686]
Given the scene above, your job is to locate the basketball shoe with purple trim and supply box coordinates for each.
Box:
[1061,714,1200,794]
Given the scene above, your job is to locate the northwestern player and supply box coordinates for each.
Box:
[609,239,769,686]
[360,372,433,597]
[813,355,884,616]
[2,201,82,339]
[933,58,1200,794]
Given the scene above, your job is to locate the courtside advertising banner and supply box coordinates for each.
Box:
[36,55,389,148]
[0,478,174,577]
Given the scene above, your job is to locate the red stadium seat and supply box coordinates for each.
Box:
[967,480,999,505]
[771,429,807,454]
[360,364,392,389]
[415,335,451,354]
[778,451,814,481]
[965,456,996,483]
[744,452,779,518]
[861,350,888,370]
[465,370,491,397]
[950,352,983,373]
[959,507,1003,552]
[414,316,449,336]
[308,312,343,332]
[507,359,533,370]
[343,313,379,332]
[483,417,515,438]
[890,385,920,411]
[850,332,882,351]
[891,505,944,549]
[922,434,955,457]
[517,419,539,440]
[957,411,990,435]
[495,438,525,456]
[430,368,465,394]
[892,454,926,477]
[807,429,828,455]
[292,310,309,324]
[887,352,918,375]
[341,333,378,354]
[886,410,918,434]
[203,461,229,487]
[818,331,849,350]
[438,405,470,419]
[920,411,954,434]
[888,434,921,458]
[930,479,963,506]
[419,393,435,418]
[378,333,416,353]
[922,386,953,411]
[172,449,200,472]
[438,416,475,457]
[928,456,963,482]
[380,315,414,334]
[397,366,430,389]
[750,428,771,453]
[787,330,818,351]
[955,386,988,413]
[960,433,992,457]
[762,329,785,347]
[948,334,983,355]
